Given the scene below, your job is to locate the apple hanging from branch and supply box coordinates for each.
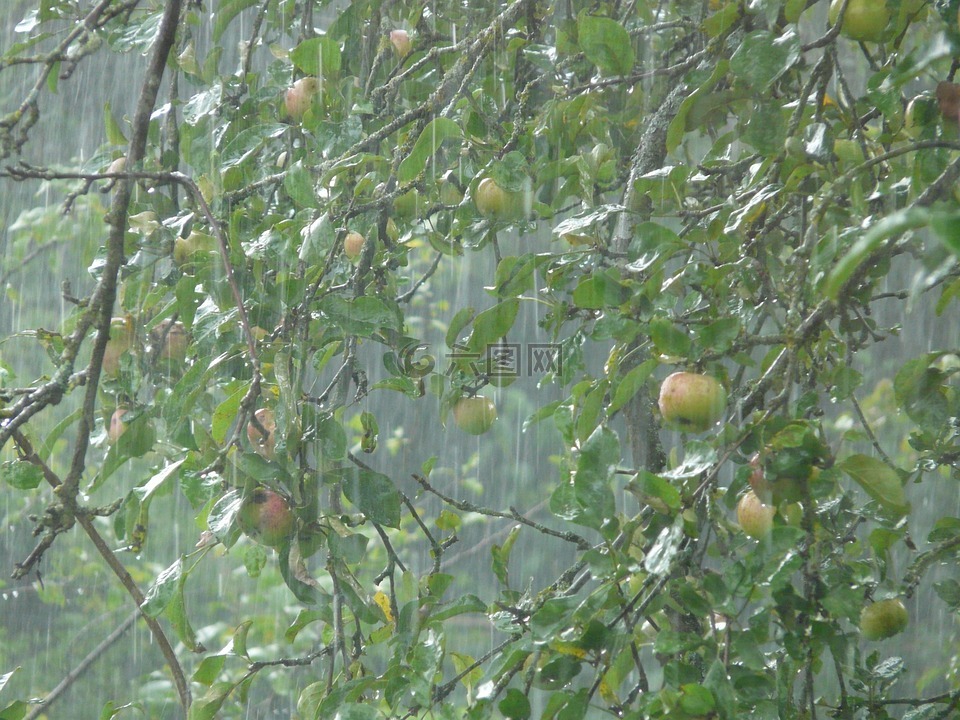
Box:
[247,407,277,459]
[657,372,727,433]
[237,487,295,548]
[453,396,498,435]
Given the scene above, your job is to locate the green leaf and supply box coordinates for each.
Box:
[645,516,683,575]
[572,273,631,309]
[0,700,29,720]
[824,207,929,299]
[289,36,341,79]
[894,354,950,430]
[492,525,521,588]
[649,318,692,357]
[141,557,184,618]
[340,467,401,527]
[320,295,401,336]
[212,385,246,445]
[839,454,909,517]
[284,161,319,209]
[187,682,234,720]
[578,14,635,76]
[492,254,537,298]
[397,117,461,183]
[467,299,519,353]
[1,460,42,490]
[627,471,681,514]
[498,688,531,720]
[729,30,799,88]
[609,358,657,414]
[103,102,126,145]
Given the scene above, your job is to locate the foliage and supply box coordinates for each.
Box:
[1,0,960,717]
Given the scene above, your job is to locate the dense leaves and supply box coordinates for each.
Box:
[2,0,960,717]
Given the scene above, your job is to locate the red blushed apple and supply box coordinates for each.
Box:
[285,77,320,119]
[107,407,129,443]
[247,407,276,459]
[657,372,727,433]
[452,396,498,435]
[859,598,908,640]
[736,490,775,539]
[389,29,412,58]
[344,231,366,260]
[237,487,295,547]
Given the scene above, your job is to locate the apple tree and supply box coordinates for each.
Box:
[2,0,960,717]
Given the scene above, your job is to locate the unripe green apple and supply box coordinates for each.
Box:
[859,598,908,640]
[237,487,295,547]
[452,396,498,435]
[828,0,890,42]
[657,372,727,433]
[285,77,320,119]
[737,490,775,539]
[247,407,276,459]
[903,94,938,138]
[389,29,412,58]
[107,407,129,443]
[102,316,135,376]
[474,178,524,220]
[344,231,366,260]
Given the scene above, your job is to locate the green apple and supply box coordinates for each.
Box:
[389,29,412,58]
[859,598,908,640]
[903,94,938,138]
[737,490,775,539]
[237,487,295,547]
[828,0,890,42]
[474,178,524,220]
[453,396,498,435]
[247,407,276,459]
[285,77,320,119]
[344,231,366,260]
[102,316,135,376]
[657,372,727,433]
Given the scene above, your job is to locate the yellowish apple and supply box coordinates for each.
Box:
[657,372,726,433]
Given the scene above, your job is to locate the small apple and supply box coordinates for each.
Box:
[247,408,276,459]
[154,319,189,363]
[174,230,217,267]
[937,82,960,123]
[474,178,524,220]
[737,490,775,539]
[285,77,320,120]
[657,372,727,433]
[106,156,126,176]
[389,29,412,58]
[237,487,295,547]
[344,231,366,260]
[859,598,908,640]
[107,407,129,443]
[102,316,135,376]
[452,396,498,435]
[903,94,938,138]
[828,0,890,41]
